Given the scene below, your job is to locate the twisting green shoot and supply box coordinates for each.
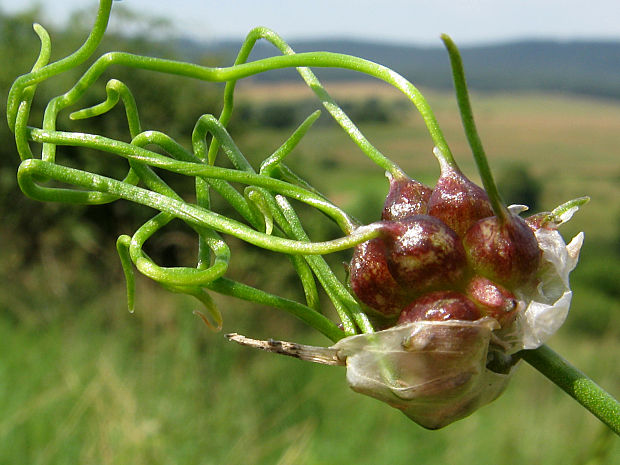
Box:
[11,0,430,337]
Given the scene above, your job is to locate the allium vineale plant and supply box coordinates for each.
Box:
[7,0,619,432]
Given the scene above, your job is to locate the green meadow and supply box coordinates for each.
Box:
[2,79,619,464]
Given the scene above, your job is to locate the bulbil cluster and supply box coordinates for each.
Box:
[350,152,542,330]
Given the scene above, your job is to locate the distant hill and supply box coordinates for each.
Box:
[177,38,620,99]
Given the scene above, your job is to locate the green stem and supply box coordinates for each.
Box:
[440,34,508,221]
[132,131,259,226]
[129,213,230,286]
[259,110,321,177]
[15,24,52,161]
[246,27,407,176]
[29,127,356,233]
[7,0,113,131]
[206,278,345,342]
[12,50,453,164]
[274,195,366,335]
[17,158,382,255]
[519,345,620,436]
[70,78,143,139]
[207,27,404,176]
[252,191,322,314]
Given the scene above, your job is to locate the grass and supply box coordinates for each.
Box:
[3,87,620,463]
[0,290,618,465]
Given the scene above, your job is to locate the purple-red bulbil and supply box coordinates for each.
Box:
[466,275,519,327]
[382,173,432,221]
[349,154,543,328]
[380,216,466,293]
[463,214,541,288]
[427,155,493,237]
[349,238,405,317]
[397,290,482,324]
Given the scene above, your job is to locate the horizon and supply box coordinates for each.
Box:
[205,35,620,48]
[2,0,620,47]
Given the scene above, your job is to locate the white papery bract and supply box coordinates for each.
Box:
[501,204,585,352]
[513,230,583,350]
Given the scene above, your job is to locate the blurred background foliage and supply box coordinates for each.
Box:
[1,4,618,464]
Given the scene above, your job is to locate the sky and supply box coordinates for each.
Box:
[2,0,620,46]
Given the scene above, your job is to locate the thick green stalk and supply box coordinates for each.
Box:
[519,345,620,435]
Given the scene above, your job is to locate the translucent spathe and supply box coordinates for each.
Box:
[333,318,514,429]
[227,318,516,430]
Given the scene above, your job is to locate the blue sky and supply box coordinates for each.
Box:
[2,0,620,46]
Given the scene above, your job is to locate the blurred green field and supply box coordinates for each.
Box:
[0,297,618,465]
[2,84,620,464]
[235,84,620,243]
